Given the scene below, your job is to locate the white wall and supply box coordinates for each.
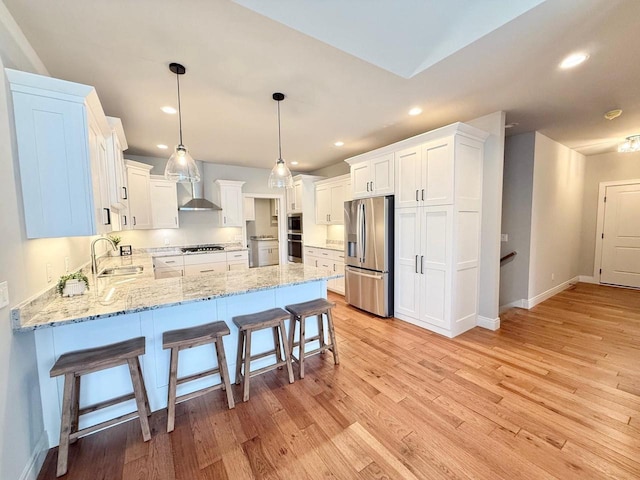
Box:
[579,150,640,276]
[528,132,585,299]
[467,111,506,324]
[500,133,535,307]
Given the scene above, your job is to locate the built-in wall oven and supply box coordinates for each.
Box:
[287,213,303,263]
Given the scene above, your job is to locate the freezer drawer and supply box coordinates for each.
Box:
[345,266,392,317]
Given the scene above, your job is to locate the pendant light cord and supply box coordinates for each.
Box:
[176,71,183,145]
[277,99,282,160]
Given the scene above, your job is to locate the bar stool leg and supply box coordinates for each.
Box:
[69,375,81,445]
[127,359,151,441]
[56,373,74,477]
[288,315,297,362]
[214,338,235,409]
[272,326,283,368]
[298,314,307,379]
[279,319,295,383]
[317,314,326,353]
[235,330,244,386]
[136,359,151,417]
[242,330,252,402]
[166,347,179,433]
[326,308,340,365]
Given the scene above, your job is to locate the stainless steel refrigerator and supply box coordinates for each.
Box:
[344,196,394,317]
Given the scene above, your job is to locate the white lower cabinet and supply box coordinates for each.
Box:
[255,240,279,267]
[304,246,345,294]
[150,176,179,229]
[152,255,184,279]
[153,251,249,278]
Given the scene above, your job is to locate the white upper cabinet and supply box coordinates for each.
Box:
[216,180,245,227]
[349,153,394,199]
[286,180,303,212]
[315,174,350,225]
[6,68,115,238]
[150,176,179,229]
[105,117,129,211]
[125,160,153,230]
[244,197,256,221]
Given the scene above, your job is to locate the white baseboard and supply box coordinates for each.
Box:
[578,275,599,284]
[477,315,500,331]
[19,430,48,480]
[525,276,579,309]
[499,299,525,314]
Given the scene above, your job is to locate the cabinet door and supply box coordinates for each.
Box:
[228,260,249,271]
[184,263,226,276]
[395,146,422,208]
[422,137,454,206]
[244,197,255,221]
[351,161,371,199]
[150,179,179,229]
[286,186,296,212]
[329,182,346,224]
[270,198,279,216]
[371,153,394,195]
[419,207,452,329]
[127,167,153,229]
[394,208,421,319]
[328,261,345,294]
[88,117,111,235]
[315,185,331,224]
[293,182,303,212]
[220,185,243,227]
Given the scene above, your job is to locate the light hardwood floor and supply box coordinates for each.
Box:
[37,283,640,479]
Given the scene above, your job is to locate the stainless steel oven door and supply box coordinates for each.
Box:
[287,235,303,263]
[345,266,390,317]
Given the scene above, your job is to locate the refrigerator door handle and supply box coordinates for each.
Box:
[361,203,366,263]
[346,267,384,280]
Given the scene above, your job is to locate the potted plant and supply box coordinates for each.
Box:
[56,271,90,297]
[108,235,122,256]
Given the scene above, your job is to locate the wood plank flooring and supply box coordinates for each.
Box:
[37,283,640,479]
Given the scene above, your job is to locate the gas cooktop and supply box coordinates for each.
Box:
[181,245,225,253]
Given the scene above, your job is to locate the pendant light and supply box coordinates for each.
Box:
[164,62,200,183]
[618,134,640,153]
[268,92,294,189]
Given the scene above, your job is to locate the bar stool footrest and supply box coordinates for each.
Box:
[78,392,136,416]
[175,383,225,405]
[176,367,221,386]
[69,410,140,440]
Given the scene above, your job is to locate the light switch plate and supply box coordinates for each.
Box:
[501,234,509,242]
[0,281,9,308]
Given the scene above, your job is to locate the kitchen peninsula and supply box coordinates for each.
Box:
[12,251,341,449]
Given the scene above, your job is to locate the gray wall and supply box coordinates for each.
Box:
[311,161,350,177]
[500,133,534,306]
[579,150,640,276]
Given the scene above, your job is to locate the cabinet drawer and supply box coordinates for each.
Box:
[184,263,226,276]
[153,255,184,269]
[331,250,345,262]
[227,260,249,271]
[183,252,227,265]
[154,267,183,279]
[226,250,248,262]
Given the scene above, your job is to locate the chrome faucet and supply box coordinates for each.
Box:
[91,237,117,274]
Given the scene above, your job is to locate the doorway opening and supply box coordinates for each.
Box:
[243,193,287,268]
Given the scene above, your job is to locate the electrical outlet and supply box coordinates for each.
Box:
[64,256,70,273]
[46,263,53,283]
[164,237,170,246]
[501,233,508,242]
[0,281,9,308]
[551,273,555,281]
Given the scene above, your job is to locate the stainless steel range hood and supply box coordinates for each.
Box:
[178,161,222,211]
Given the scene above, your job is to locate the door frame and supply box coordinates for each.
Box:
[593,178,640,282]
[243,193,287,265]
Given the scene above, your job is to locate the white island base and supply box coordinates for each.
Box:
[34,280,327,448]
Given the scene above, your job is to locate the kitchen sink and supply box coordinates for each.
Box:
[98,265,144,277]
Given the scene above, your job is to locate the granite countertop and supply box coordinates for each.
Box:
[304,242,345,252]
[12,253,342,332]
[250,237,279,242]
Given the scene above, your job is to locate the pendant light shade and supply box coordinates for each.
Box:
[268,92,294,189]
[618,134,640,153]
[164,62,200,183]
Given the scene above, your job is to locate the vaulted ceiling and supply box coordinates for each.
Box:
[5,0,640,170]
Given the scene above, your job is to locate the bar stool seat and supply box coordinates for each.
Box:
[286,298,340,379]
[50,337,151,477]
[163,321,234,433]
[233,308,295,401]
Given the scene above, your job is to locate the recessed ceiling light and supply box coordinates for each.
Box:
[157,144,168,149]
[604,109,622,120]
[161,106,177,114]
[334,141,344,147]
[505,122,519,129]
[560,52,589,69]
[290,161,299,166]
[408,107,422,116]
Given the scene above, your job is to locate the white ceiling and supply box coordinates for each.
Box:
[4,0,640,171]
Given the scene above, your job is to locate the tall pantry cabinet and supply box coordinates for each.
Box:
[393,123,488,337]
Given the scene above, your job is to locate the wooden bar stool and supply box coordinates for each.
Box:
[163,321,235,432]
[49,337,151,477]
[286,298,340,379]
[233,308,295,401]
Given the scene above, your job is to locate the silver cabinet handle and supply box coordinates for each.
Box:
[315,260,318,267]
[133,216,136,226]
[122,215,127,226]
[421,255,424,274]
[415,255,419,273]
[370,181,373,191]
[201,269,214,273]
[416,190,419,202]
[122,186,128,200]
[165,260,176,264]
[422,189,425,201]
[223,216,226,224]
